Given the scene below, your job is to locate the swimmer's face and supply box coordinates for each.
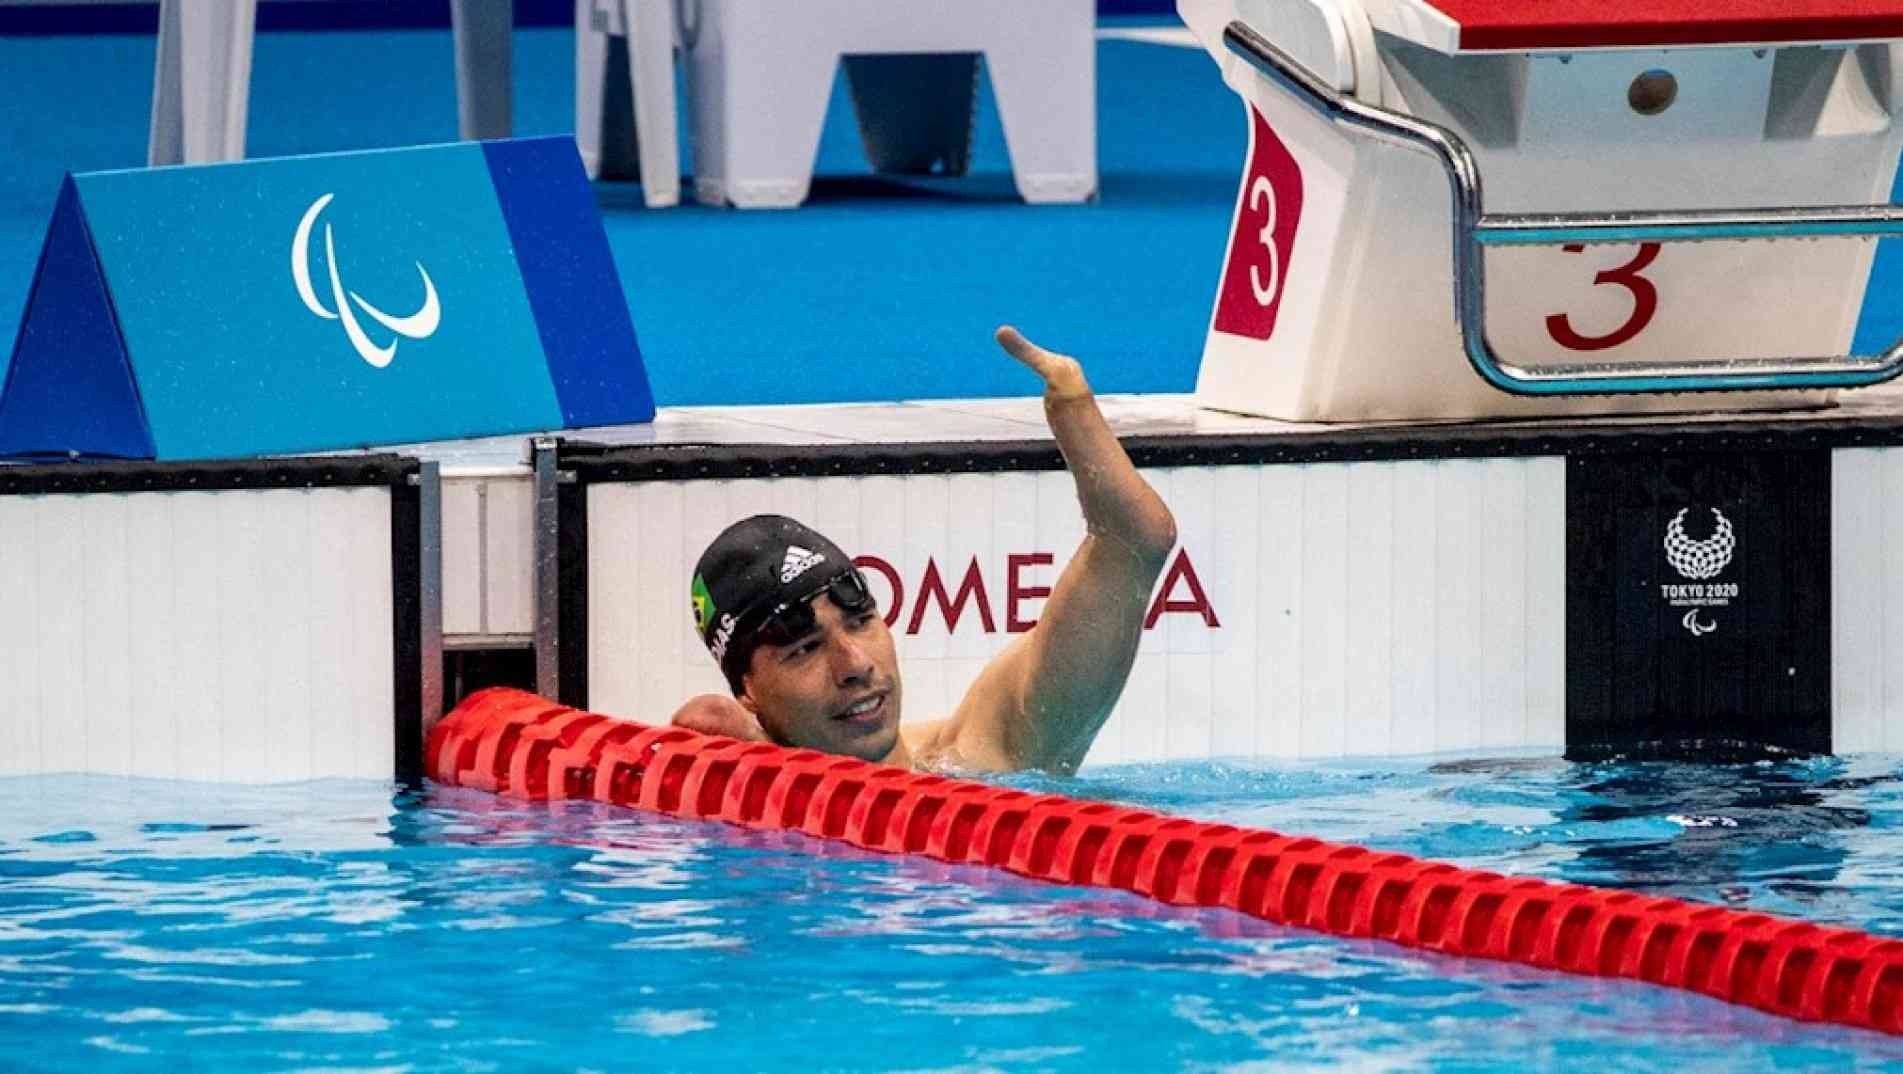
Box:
[739,593,903,762]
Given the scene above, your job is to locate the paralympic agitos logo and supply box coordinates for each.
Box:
[852,548,1218,636]
[292,193,442,368]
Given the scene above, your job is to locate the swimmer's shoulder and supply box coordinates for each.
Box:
[899,717,955,771]
[899,711,1017,774]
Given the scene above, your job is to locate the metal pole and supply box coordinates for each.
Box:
[532,438,561,700]
[417,460,445,737]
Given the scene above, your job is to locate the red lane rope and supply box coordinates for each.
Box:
[427,688,1903,1034]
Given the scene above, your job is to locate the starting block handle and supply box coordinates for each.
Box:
[1222,21,1903,396]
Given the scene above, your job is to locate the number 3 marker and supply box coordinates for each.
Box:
[1545,242,1662,351]
[1248,176,1280,307]
[1214,106,1303,342]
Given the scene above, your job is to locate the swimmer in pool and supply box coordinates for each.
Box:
[669,327,1177,774]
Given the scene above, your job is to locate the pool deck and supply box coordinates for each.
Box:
[393,380,1903,475]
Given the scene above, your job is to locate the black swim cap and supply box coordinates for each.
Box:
[691,515,855,692]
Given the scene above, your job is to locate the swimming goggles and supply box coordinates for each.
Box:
[744,567,879,650]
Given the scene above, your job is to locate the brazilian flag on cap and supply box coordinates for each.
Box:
[691,573,716,635]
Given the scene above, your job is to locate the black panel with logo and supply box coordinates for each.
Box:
[1566,449,1831,758]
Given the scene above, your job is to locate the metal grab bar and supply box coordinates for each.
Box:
[1221,21,1903,396]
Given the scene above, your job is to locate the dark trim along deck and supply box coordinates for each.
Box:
[0,455,419,496]
[560,415,1903,482]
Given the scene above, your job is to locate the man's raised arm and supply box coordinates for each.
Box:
[919,327,1177,773]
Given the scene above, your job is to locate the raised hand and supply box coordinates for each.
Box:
[916,326,1175,773]
[996,325,1090,401]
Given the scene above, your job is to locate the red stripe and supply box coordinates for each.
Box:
[1423,0,1903,50]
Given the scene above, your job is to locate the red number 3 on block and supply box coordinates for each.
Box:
[1545,242,1661,351]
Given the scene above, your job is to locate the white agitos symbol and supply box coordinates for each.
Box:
[291,193,442,368]
[1247,175,1281,307]
[1682,609,1717,637]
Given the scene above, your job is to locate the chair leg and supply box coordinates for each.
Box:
[451,0,513,141]
[982,1,1098,203]
[691,37,837,208]
[576,0,642,179]
[149,0,256,165]
[626,0,681,207]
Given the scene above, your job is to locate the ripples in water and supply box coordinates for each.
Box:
[2,758,1903,1072]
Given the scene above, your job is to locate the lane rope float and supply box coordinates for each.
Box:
[428,688,1903,1034]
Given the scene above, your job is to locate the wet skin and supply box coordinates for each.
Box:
[736,595,907,764]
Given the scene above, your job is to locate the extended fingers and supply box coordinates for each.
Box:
[996,325,1088,396]
[995,325,1049,371]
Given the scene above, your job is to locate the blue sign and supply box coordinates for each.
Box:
[0,137,653,460]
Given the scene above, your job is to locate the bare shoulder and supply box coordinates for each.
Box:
[899,717,955,769]
[899,657,1028,774]
[899,714,1016,773]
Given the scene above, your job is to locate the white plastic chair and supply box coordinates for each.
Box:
[573,0,681,208]
[147,0,512,166]
[674,0,1098,208]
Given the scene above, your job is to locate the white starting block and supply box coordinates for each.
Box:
[1180,0,1903,421]
[677,0,1098,208]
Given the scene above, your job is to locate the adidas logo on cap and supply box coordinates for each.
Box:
[781,545,827,583]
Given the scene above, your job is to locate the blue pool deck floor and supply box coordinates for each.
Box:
[5,20,1903,412]
[0,21,1243,409]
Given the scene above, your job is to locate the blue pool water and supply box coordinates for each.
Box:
[6,759,1903,1072]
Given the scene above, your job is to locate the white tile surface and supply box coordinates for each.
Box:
[1342,462,1396,755]
[441,478,484,635]
[1388,468,1439,757]
[1297,464,1350,759]
[1834,447,1903,753]
[1524,462,1568,748]
[0,497,40,776]
[483,477,536,635]
[0,488,394,782]
[1209,466,1261,759]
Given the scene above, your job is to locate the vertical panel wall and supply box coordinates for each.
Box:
[441,471,536,642]
[1833,447,1903,752]
[0,461,415,782]
[584,456,1567,763]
